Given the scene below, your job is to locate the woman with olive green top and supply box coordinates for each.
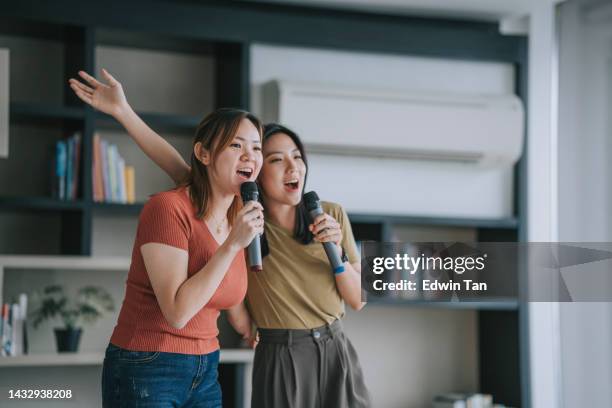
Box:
[248,199,369,407]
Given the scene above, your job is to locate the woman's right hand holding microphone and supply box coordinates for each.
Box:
[225,201,264,252]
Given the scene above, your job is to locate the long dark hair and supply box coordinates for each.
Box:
[182,108,263,222]
[260,123,314,257]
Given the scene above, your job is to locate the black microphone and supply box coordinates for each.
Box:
[240,182,262,272]
[303,191,345,274]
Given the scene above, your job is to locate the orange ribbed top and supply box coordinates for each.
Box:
[110,188,247,355]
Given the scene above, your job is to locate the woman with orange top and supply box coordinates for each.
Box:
[70,71,264,407]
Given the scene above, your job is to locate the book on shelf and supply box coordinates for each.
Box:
[52,141,66,199]
[72,134,81,200]
[125,165,135,204]
[50,132,81,201]
[100,138,111,201]
[92,133,104,202]
[0,303,9,356]
[66,135,73,199]
[107,143,117,202]
[0,294,29,358]
[92,133,136,204]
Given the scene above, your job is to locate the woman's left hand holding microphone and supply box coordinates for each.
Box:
[309,213,342,250]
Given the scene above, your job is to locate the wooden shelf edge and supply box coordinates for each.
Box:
[90,202,144,215]
[0,349,254,367]
[349,213,519,230]
[366,298,520,311]
[0,255,130,271]
[95,111,199,134]
[0,196,85,211]
[10,102,85,121]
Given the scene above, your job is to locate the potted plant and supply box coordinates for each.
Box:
[31,285,115,353]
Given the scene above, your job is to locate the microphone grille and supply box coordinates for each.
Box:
[240,182,258,200]
[303,191,320,210]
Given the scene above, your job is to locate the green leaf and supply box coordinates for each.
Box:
[28,284,115,329]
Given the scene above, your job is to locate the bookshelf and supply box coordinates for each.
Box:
[0,4,528,408]
[0,255,254,406]
[0,18,247,255]
[350,218,523,407]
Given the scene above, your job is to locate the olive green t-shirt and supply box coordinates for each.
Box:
[246,201,360,329]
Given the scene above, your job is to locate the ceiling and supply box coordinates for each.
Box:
[244,0,533,22]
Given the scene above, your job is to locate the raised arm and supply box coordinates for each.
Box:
[69,69,190,185]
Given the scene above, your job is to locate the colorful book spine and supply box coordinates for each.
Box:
[10,303,19,356]
[55,141,67,200]
[1,303,10,356]
[117,156,127,203]
[92,133,99,201]
[71,132,81,200]
[125,166,135,204]
[66,136,74,200]
[18,293,28,355]
[100,139,111,202]
[76,134,137,204]
[0,304,4,356]
[107,144,118,202]
[93,134,104,202]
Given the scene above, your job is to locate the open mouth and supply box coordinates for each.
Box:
[237,167,254,180]
[283,178,300,192]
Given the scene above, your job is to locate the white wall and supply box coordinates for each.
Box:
[557,1,612,407]
[251,44,518,219]
[526,2,565,407]
[95,46,215,117]
[343,307,478,408]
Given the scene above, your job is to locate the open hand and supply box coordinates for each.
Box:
[68,69,129,118]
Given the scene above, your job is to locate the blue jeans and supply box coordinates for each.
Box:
[102,343,222,407]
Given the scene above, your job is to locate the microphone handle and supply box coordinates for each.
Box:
[309,207,345,274]
[247,235,262,272]
[241,191,263,272]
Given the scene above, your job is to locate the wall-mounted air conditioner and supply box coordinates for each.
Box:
[262,80,524,166]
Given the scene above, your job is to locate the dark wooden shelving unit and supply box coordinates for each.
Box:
[0,2,530,407]
[0,196,85,211]
[94,111,200,134]
[10,102,85,123]
[366,297,520,311]
[350,213,520,230]
[90,201,144,215]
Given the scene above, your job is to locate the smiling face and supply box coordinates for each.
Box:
[259,132,307,206]
[199,118,263,197]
